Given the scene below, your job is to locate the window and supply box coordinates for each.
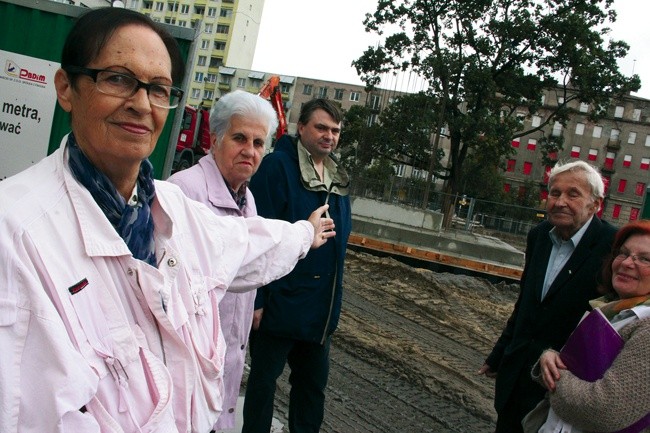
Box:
[302,84,312,95]
[617,179,627,193]
[523,161,533,175]
[506,159,515,172]
[180,4,189,14]
[318,87,328,98]
[614,106,624,118]
[518,186,527,199]
[630,208,640,221]
[220,8,233,18]
[214,41,226,50]
[194,72,204,82]
[204,23,213,33]
[503,183,511,193]
[628,132,637,144]
[579,102,589,113]
[350,91,360,102]
[635,182,646,196]
[194,6,204,15]
[334,89,344,100]
[633,109,641,121]
[570,146,580,158]
[527,139,537,151]
[237,77,246,88]
[216,25,229,34]
[201,39,210,50]
[544,166,552,184]
[646,135,650,147]
[592,126,602,138]
[395,164,405,177]
[557,96,564,105]
[367,114,378,126]
[280,83,291,93]
[612,204,622,219]
[203,90,214,100]
[206,73,217,83]
[641,157,650,170]
[511,139,520,148]
[191,88,200,99]
[177,20,187,27]
[540,189,548,201]
[552,122,562,136]
[207,7,216,17]
[603,175,611,194]
[575,123,585,135]
[588,149,598,161]
[531,116,541,127]
[604,151,615,170]
[540,95,545,105]
[623,154,632,167]
[155,1,163,11]
[209,57,222,68]
[197,55,207,66]
[610,129,620,140]
[370,94,381,109]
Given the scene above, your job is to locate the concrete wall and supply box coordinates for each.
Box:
[351,197,443,231]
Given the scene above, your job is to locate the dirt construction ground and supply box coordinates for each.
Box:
[242,249,520,433]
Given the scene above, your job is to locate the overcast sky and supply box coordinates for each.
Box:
[252,0,650,99]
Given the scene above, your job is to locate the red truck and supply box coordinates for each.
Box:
[172,105,211,173]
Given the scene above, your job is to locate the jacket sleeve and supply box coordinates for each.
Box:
[550,318,650,432]
[0,232,100,433]
[485,227,538,370]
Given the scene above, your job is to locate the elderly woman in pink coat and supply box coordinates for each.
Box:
[0,8,334,433]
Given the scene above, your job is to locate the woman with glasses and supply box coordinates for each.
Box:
[528,220,650,433]
[0,7,335,433]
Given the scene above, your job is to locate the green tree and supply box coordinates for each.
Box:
[353,0,640,219]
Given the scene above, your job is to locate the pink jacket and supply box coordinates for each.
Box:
[0,139,313,433]
[168,155,257,429]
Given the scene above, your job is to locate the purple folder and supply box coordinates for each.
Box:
[559,308,623,382]
[560,308,650,433]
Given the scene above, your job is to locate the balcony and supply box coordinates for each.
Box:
[218,82,231,91]
[606,139,621,151]
[601,163,615,175]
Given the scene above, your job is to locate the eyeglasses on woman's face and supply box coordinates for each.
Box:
[63,66,183,109]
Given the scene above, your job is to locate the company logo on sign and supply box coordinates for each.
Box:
[5,59,47,84]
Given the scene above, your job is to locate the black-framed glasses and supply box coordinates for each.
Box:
[613,249,650,268]
[63,65,184,109]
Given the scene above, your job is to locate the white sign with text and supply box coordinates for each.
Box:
[0,50,59,180]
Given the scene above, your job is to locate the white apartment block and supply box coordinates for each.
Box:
[127,0,264,109]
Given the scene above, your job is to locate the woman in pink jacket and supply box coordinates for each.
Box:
[168,90,277,430]
[0,8,334,433]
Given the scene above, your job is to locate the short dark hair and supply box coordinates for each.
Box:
[298,99,343,126]
[599,219,650,295]
[61,8,184,86]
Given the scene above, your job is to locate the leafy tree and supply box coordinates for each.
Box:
[371,92,440,170]
[353,0,640,219]
[338,104,380,173]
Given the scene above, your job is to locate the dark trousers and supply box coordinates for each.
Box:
[242,331,331,433]
[494,369,546,433]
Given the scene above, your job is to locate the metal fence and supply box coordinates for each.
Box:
[349,175,544,248]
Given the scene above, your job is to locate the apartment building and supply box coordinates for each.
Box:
[504,89,650,223]
[127,0,264,109]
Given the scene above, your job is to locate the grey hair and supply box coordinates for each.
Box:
[209,90,278,150]
[548,160,605,201]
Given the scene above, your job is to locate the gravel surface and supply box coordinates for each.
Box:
[242,250,519,433]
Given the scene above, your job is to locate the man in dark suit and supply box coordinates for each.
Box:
[478,160,617,433]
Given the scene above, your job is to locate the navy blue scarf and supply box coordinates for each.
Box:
[67,133,158,267]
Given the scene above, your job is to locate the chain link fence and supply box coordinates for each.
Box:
[349,175,545,249]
